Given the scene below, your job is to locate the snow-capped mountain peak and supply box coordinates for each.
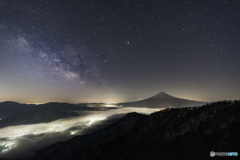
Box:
[151,92,174,99]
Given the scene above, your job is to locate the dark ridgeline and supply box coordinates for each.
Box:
[33,100,240,160]
[0,102,97,128]
[118,92,207,108]
[0,92,205,128]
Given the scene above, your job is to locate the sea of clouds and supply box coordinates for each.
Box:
[0,107,162,159]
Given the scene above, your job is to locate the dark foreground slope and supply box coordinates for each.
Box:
[33,100,240,160]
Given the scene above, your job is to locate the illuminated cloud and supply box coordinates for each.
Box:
[0,107,162,158]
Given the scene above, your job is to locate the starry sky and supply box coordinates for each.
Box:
[0,0,239,103]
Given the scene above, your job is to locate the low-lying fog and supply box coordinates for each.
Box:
[0,107,162,159]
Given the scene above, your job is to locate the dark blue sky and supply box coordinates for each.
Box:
[0,0,239,103]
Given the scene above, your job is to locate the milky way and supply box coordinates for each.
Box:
[14,36,103,85]
[0,0,240,103]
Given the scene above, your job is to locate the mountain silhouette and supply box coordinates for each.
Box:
[118,92,207,108]
[0,102,97,128]
[33,100,240,160]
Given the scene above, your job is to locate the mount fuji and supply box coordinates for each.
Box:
[118,92,207,108]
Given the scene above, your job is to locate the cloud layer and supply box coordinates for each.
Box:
[0,107,162,158]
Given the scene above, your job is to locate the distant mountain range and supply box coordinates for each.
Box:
[0,102,97,128]
[33,100,240,160]
[0,93,206,128]
[118,92,207,108]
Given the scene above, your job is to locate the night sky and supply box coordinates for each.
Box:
[0,0,239,103]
